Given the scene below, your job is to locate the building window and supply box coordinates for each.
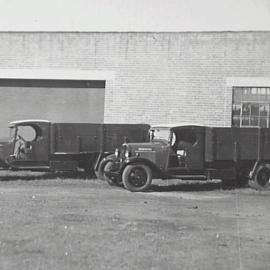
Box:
[232,87,270,127]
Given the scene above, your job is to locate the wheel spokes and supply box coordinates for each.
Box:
[129,168,147,187]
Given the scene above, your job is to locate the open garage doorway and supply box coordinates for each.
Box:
[0,79,105,139]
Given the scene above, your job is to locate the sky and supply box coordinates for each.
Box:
[0,0,270,31]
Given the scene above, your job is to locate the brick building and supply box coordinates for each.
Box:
[0,31,270,137]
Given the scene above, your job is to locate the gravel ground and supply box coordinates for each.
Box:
[0,170,269,270]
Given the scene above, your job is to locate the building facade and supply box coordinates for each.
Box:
[0,31,269,137]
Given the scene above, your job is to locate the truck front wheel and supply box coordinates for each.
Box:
[122,164,152,192]
[252,165,270,190]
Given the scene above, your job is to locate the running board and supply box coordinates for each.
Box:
[168,175,207,180]
[12,166,51,171]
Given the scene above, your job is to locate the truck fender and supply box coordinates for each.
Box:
[95,153,118,180]
[94,153,116,172]
[248,161,270,180]
[121,157,164,178]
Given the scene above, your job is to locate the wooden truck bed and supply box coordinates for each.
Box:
[50,123,150,155]
[205,127,270,162]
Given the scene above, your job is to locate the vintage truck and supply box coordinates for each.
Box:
[0,120,149,175]
[103,124,270,191]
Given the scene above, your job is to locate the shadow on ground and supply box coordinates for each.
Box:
[0,170,247,192]
[148,179,247,192]
[0,170,94,181]
[149,182,221,192]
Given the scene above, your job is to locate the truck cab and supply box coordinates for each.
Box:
[0,120,51,169]
[153,125,205,172]
[106,124,207,192]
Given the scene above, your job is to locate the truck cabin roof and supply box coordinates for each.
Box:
[9,119,50,127]
[151,123,205,131]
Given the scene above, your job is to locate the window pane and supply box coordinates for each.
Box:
[250,116,259,126]
[232,116,240,127]
[260,104,269,117]
[243,88,249,95]
[17,126,37,142]
[251,88,257,94]
[242,103,250,116]
[250,104,260,116]
[242,116,250,126]
[232,104,241,115]
[260,117,268,127]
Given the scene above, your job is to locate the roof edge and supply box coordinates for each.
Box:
[9,119,50,126]
[0,30,270,34]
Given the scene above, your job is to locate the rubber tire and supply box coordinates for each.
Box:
[103,161,121,186]
[251,165,270,190]
[95,159,111,180]
[122,164,152,192]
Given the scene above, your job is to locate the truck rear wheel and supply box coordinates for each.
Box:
[252,165,270,190]
[122,164,152,192]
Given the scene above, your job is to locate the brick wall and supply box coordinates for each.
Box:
[0,31,270,127]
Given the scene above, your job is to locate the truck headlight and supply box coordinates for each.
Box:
[115,148,120,158]
[125,150,131,158]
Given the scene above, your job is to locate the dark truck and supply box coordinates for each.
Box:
[0,120,149,175]
[104,124,270,192]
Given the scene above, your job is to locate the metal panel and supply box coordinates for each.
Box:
[103,124,150,152]
[213,127,265,161]
[204,127,214,162]
[262,128,270,160]
[52,123,102,154]
[232,128,259,160]
[214,128,234,161]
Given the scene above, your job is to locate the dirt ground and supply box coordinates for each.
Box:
[0,170,269,270]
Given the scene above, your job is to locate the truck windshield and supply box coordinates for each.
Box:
[150,128,173,143]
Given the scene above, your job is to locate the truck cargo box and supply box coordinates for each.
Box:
[51,123,102,154]
[51,123,150,154]
[205,127,270,162]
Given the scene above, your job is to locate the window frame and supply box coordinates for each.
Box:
[232,87,270,128]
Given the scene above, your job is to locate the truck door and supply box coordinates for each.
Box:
[172,126,205,170]
[11,122,50,168]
